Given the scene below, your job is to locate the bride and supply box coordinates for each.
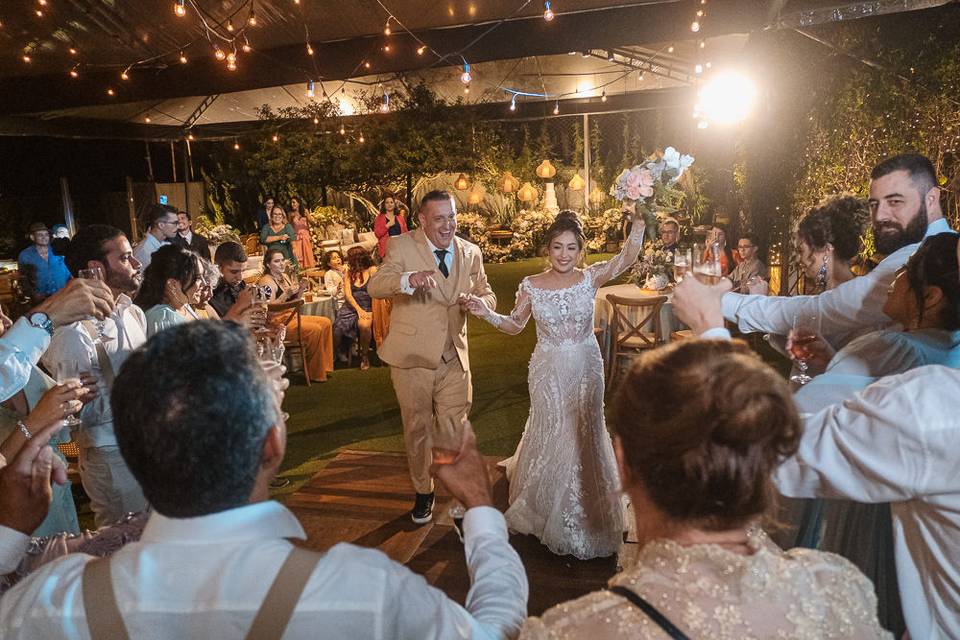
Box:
[462,209,645,559]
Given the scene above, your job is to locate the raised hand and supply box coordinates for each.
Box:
[430,421,493,510]
[672,275,733,336]
[34,278,115,326]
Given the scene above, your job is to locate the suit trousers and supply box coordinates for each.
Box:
[79,445,148,528]
[390,354,472,494]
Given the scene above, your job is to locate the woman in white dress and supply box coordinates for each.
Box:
[462,210,645,559]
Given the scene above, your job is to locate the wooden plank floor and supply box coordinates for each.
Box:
[286,450,629,616]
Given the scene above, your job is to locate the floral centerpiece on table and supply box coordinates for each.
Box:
[306,206,349,250]
[610,146,695,239]
[630,240,673,290]
[192,217,242,246]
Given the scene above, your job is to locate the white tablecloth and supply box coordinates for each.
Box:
[594,284,675,361]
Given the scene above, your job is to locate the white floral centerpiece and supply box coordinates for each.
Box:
[202,224,243,246]
[630,240,673,290]
[610,146,694,239]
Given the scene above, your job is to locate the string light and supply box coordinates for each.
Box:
[552,100,559,115]
[247,9,257,27]
[242,39,252,53]
[306,43,314,56]
[187,133,195,141]
[699,40,706,48]
[120,68,130,80]
[464,84,470,94]
[339,124,346,135]
[234,141,240,150]
[606,51,615,62]
[363,61,370,69]
[174,0,186,17]
[226,54,237,71]
[509,94,517,111]
[695,63,703,74]
[179,51,188,64]
[543,1,554,21]
[697,9,704,16]
[35,10,43,18]
[272,133,279,142]
[691,21,700,32]
[460,61,471,84]
[417,45,426,55]
[106,87,115,96]
[306,81,315,97]
[21,55,31,63]
[384,16,393,35]
[69,67,79,78]
[313,116,319,124]
[68,47,77,56]
[214,45,225,61]
[667,44,675,53]
[601,89,607,102]
[358,132,365,143]
[145,116,152,123]
[226,19,234,32]
[38,0,47,5]
[383,44,390,53]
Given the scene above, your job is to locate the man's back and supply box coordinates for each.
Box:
[1,501,526,640]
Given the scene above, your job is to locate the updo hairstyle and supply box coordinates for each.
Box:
[796,195,868,262]
[543,210,586,252]
[613,340,801,531]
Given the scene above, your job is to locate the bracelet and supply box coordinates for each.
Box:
[484,309,503,328]
[17,420,33,439]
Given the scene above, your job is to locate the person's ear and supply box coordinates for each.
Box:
[922,285,944,314]
[260,424,286,473]
[926,185,941,211]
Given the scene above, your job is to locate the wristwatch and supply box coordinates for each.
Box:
[27,311,54,337]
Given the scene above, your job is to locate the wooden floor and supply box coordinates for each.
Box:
[286,450,630,616]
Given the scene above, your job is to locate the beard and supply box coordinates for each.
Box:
[873,201,928,255]
[106,267,142,296]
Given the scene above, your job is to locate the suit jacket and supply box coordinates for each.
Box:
[172,232,211,260]
[368,229,495,370]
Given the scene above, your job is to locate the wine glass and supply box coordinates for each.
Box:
[54,360,85,427]
[789,312,821,385]
[77,267,110,344]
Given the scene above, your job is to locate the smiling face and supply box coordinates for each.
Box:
[418,197,457,249]
[268,251,286,276]
[869,169,930,254]
[271,207,286,226]
[548,230,581,274]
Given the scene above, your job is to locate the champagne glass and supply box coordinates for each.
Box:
[55,361,85,427]
[692,244,721,285]
[77,267,110,344]
[432,419,466,539]
[789,312,821,385]
[672,249,690,282]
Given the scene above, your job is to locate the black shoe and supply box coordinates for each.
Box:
[410,492,435,524]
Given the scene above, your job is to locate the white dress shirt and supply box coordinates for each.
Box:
[132,233,168,271]
[720,218,954,349]
[701,325,960,639]
[0,317,50,403]
[399,237,454,295]
[323,269,345,308]
[39,295,147,449]
[0,500,528,640]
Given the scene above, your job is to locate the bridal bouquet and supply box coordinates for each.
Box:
[610,146,694,238]
[630,240,673,290]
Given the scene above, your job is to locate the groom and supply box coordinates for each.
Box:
[369,190,496,524]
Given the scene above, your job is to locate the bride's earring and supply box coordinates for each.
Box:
[816,255,828,289]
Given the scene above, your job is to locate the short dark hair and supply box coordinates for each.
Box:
[262,248,286,274]
[419,190,454,212]
[112,321,277,517]
[905,232,960,329]
[613,340,800,531]
[871,153,937,196]
[178,210,191,220]
[322,249,343,269]
[146,203,178,228]
[64,224,125,276]
[738,233,758,247]
[796,195,869,262]
[134,244,200,309]
[214,241,247,266]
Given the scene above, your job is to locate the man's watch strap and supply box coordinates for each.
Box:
[28,312,54,337]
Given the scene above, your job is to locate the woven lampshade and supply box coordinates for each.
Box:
[499,171,520,193]
[568,173,586,191]
[535,160,557,179]
[517,182,538,202]
[453,173,470,190]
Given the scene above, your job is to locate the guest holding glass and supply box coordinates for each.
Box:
[322,249,346,310]
[134,245,203,338]
[728,233,768,293]
[289,197,316,269]
[257,249,334,382]
[521,340,888,639]
[259,206,298,269]
[373,194,409,259]
[332,247,377,370]
[700,225,735,276]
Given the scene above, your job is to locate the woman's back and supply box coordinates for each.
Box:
[521,530,890,639]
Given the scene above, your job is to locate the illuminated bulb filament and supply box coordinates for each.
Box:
[460,62,471,84]
[543,1,554,21]
[174,0,186,17]
[417,45,426,55]
[214,47,226,61]
[691,20,700,32]
[179,52,188,64]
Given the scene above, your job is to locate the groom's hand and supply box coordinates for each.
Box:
[431,421,493,509]
[409,270,438,290]
[672,275,732,335]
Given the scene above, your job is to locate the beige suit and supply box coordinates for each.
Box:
[368,228,496,493]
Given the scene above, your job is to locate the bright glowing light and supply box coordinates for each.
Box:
[272,134,278,142]
[358,132,365,143]
[509,95,517,111]
[339,124,346,135]
[121,69,130,80]
[214,46,225,61]
[145,116,152,123]
[460,62,471,84]
[694,64,703,74]
[306,44,314,56]
[179,51,188,64]
[601,89,607,102]
[552,101,559,115]
[337,97,355,116]
[543,1,554,21]
[417,45,426,55]
[69,48,78,56]
[667,44,675,53]
[247,11,257,26]
[576,79,592,96]
[174,0,186,17]
[106,88,114,96]
[691,20,700,32]
[696,70,757,124]
[69,68,78,78]
[226,19,234,32]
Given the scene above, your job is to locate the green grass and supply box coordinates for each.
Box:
[277,254,617,491]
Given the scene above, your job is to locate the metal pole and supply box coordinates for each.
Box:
[169,140,177,183]
[144,140,155,182]
[182,141,191,215]
[125,176,139,240]
[59,177,76,236]
[583,113,591,212]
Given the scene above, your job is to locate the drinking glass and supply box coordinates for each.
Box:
[789,312,821,385]
[672,249,690,282]
[432,419,466,538]
[54,361,85,427]
[692,244,721,285]
[77,267,109,344]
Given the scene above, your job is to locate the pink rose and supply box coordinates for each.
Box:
[625,185,641,200]
[639,185,654,198]
[625,171,642,188]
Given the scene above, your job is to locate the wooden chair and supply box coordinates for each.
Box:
[242,233,262,257]
[605,293,667,390]
[268,299,311,386]
[670,329,695,341]
[299,267,325,292]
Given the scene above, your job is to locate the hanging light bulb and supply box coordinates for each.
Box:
[145,116,152,123]
[179,51,188,64]
[695,63,703,74]
[187,133,195,141]
[214,46,226,61]
[313,117,319,124]
[552,101,559,115]
[226,19,235,32]
[697,119,709,130]
[691,20,700,32]
[272,134,279,142]
[380,93,390,112]
[226,57,237,71]
[383,44,391,53]
[35,10,43,17]
[242,37,252,53]
[69,47,78,56]
[364,61,371,69]
[22,54,31,63]
[667,44,675,53]
[453,173,471,191]
[464,84,470,94]
[306,81,315,98]
[106,87,115,96]
[306,43,314,56]
[339,124,346,135]
[696,9,704,16]
[174,0,186,17]
[384,18,392,36]
[69,68,79,78]
[601,89,607,102]
[120,68,130,80]
[358,132,365,143]
[234,141,240,150]
[699,40,706,48]
[509,94,517,111]
[543,1,554,21]
[417,45,426,55]
[460,62,471,84]
[247,10,257,26]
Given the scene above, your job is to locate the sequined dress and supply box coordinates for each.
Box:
[485,223,644,559]
[520,529,890,639]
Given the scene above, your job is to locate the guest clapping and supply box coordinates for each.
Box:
[134,245,204,337]
[332,247,377,370]
[259,206,298,269]
[521,340,888,638]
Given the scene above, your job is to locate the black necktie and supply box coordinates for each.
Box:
[434,249,449,278]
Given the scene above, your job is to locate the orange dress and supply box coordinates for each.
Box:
[260,274,333,382]
[291,217,317,269]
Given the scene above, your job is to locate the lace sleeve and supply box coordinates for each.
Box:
[585,219,645,288]
[482,280,532,336]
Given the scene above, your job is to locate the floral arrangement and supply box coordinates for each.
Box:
[509,209,555,258]
[192,218,242,246]
[306,206,350,249]
[581,207,624,252]
[629,240,673,290]
[610,146,695,237]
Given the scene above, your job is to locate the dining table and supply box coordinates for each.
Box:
[593,283,676,363]
[300,294,337,324]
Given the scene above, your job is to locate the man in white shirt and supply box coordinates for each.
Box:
[672,246,960,639]
[41,224,149,527]
[132,204,179,270]
[721,153,954,349]
[0,320,528,639]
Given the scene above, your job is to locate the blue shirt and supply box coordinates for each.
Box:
[17,245,71,297]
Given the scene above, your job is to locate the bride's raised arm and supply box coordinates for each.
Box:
[462,280,532,336]
[585,217,646,288]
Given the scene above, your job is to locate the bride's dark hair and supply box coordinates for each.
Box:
[544,210,586,251]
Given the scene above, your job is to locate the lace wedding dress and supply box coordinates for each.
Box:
[483,224,644,559]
